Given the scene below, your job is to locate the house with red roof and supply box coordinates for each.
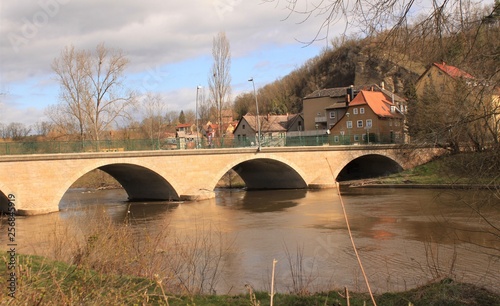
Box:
[415,62,475,98]
[328,89,405,144]
[303,83,407,132]
[233,113,304,146]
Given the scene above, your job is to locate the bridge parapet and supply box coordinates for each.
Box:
[0,145,444,215]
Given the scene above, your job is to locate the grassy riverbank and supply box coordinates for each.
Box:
[2,254,499,305]
[347,152,500,187]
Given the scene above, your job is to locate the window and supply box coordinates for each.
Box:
[242,124,246,129]
[334,136,339,143]
[353,108,358,115]
[366,119,372,128]
[329,111,335,119]
[357,120,363,128]
[360,107,365,114]
[347,121,352,129]
[354,135,360,141]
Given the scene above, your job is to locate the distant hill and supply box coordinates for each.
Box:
[234,37,427,118]
[233,8,499,118]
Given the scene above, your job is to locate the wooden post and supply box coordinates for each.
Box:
[270,258,277,306]
[345,286,350,306]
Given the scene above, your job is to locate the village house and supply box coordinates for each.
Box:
[328,89,405,144]
[175,123,197,149]
[302,83,407,133]
[415,62,475,98]
[416,62,500,144]
[233,113,304,146]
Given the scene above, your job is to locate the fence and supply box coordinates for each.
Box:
[0,133,403,155]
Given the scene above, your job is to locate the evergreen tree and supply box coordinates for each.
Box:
[179,110,186,124]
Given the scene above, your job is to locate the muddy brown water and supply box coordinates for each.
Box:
[2,186,499,294]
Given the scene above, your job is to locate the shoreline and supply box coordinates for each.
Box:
[344,182,498,190]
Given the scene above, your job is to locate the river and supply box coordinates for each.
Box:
[2,186,499,295]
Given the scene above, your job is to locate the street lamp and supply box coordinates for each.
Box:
[196,85,201,148]
[315,123,319,146]
[346,112,350,145]
[248,77,261,151]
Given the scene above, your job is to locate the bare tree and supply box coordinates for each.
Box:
[0,123,6,139]
[83,43,136,144]
[208,32,232,137]
[33,121,53,137]
[165,110,179,127]
[51,43,136,149]
[51,45,90,142]
[5,122,31,140]
[263,0,494,46]
[140,92,167,148]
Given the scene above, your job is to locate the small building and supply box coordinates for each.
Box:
[415,62,474,98]
[329,90,405,144]
[233,113,304,146]
[175,123,197,149]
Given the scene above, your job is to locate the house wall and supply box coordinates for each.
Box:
[329,105,404,144]
[325,107,347,130]
[303,96,346,131]
[415,66,455,98]
[233,118,256,143]
[288,116,304,132]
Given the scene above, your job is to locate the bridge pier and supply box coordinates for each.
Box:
[0,146,444,215]
[180,190,216,201]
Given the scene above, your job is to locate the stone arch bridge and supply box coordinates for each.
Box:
[0,145,442,215]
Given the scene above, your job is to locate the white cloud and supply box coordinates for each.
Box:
[0,0,332,125]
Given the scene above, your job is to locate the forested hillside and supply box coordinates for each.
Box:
[233,2,499,120]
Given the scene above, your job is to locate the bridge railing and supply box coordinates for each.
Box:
[0,132,404,155]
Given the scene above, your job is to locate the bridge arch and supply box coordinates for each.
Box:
[210,156,308,190]
[55,162,180,209]
[0,182,15,213]
[336,153,403,181]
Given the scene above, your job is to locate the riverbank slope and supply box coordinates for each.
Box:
[343,151,500,189]
[2,254,499,305]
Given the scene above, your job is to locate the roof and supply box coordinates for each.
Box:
[304,84,406,103]
[433,62,474,79]
[349,90,403,118]
[304,87,354,99]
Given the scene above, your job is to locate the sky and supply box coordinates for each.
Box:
[0,0,333,126]
[2,1,494,127]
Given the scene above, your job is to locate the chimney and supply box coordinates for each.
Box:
[381,81,385,90]
[346,85,354,104]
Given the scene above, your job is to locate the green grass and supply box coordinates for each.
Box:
[2,255,499,305]
[370,153,500,186]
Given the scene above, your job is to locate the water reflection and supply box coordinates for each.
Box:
[216,188,307,212]
[1,186,499,294]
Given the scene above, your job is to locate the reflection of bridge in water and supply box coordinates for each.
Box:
[0,145,442,215]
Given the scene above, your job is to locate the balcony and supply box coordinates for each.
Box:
[314,116,327,123]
